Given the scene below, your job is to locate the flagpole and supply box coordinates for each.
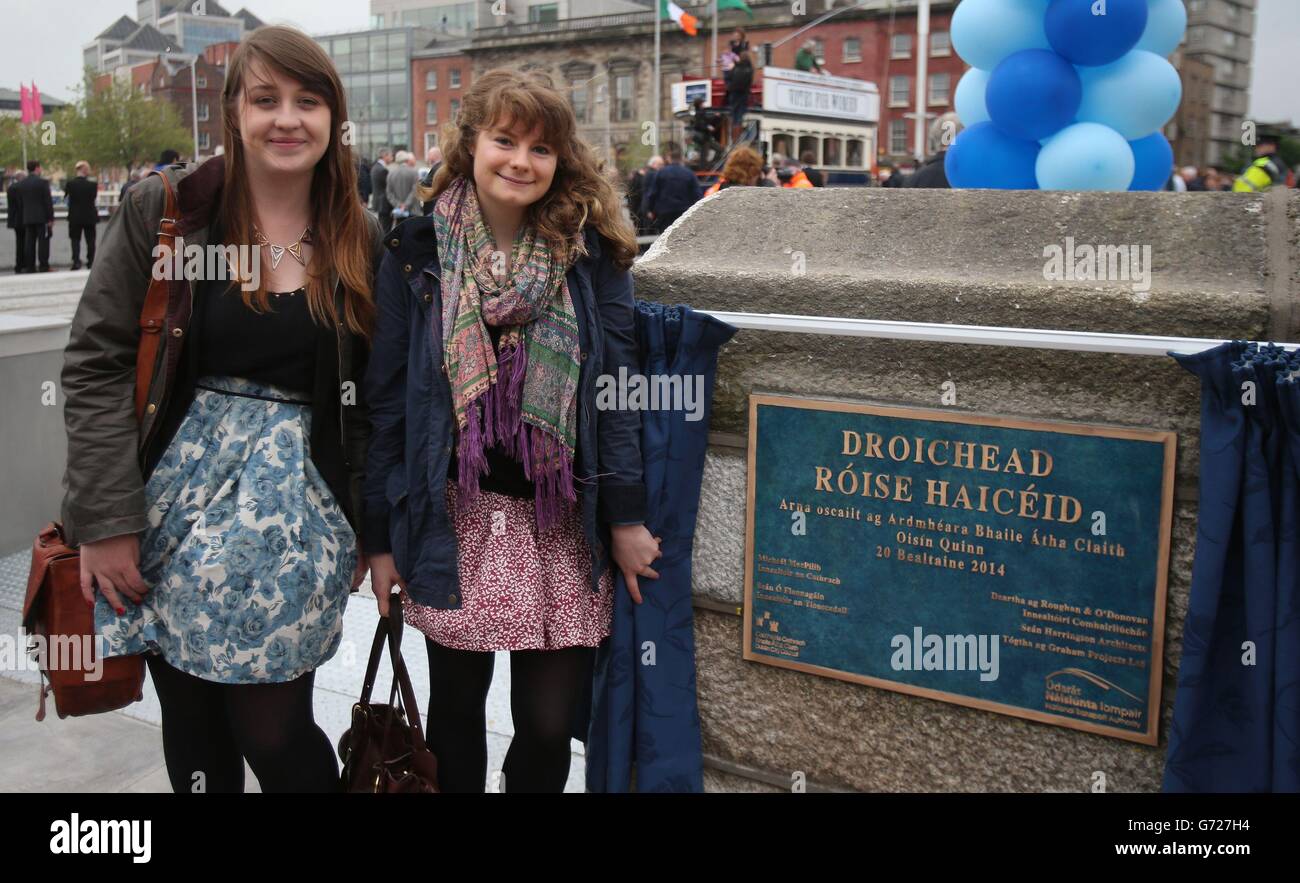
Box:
[711,0,718,78]
[913,0,930,160]
[654,3,661,158]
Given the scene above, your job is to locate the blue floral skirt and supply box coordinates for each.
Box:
[94,375,357,684]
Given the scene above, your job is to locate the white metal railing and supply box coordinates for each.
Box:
[698,311,1299,357]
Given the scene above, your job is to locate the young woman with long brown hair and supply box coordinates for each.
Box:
[62,25,381,792]
[364,68,662,792]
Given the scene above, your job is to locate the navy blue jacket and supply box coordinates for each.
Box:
[642,163,702,219]
[364,216,648,609]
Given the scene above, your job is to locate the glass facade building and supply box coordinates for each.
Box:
[316,28,421,160]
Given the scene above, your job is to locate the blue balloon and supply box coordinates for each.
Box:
[1077,50,1182,140]
[1136,0,1188,57]
[1046,0,1148,67]
[946,122,1042,190]
[954,68,992,127]
[951,0,1051,71]
[1128,133,1174,190]
[1037,122,1136,190]
[986,50,1082,141]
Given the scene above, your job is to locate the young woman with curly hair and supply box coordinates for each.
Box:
[364,68,660,792]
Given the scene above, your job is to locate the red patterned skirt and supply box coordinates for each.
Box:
[401,483,615,651]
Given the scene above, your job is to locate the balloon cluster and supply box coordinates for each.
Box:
[945,0,1187,191]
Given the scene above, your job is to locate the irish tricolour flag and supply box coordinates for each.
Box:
[660,0,698,36]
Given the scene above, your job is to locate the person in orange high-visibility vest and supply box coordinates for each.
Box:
[703,146,770,196]
[779,157,815,189]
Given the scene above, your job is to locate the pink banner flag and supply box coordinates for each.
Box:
[19,83,32,124]
[31,83,43,122]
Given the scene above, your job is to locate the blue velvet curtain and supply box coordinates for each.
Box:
[584,301,736,792]
[1163,341,1300,792]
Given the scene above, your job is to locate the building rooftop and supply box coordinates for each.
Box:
[0,88,68,107]
[95,14,138,41]
[234,8,265,30]
[121,23,184,54]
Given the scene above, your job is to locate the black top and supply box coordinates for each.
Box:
[195,279,317,395]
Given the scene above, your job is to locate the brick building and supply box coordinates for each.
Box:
[411,39,472,157]
[463,0,963,170]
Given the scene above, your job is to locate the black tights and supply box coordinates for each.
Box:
[145,654,339,793]
[425,639,590,793]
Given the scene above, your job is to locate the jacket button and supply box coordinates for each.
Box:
[146,403,157,414]
[423,293,432,303]
[448,593,458,604]
[171,327,183,338]
[389,238,399,247]
[580,351,587,361]
[404,264,412,272]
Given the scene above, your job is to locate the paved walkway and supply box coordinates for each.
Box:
[0,548,588,792]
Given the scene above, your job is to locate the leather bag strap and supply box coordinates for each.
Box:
[134,170,179,423]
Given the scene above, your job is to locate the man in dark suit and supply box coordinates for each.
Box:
[370,148,393,231]
[14,161,54,273]
[5,172,24,274]
[65,161,100,270]
[641,144,702,234]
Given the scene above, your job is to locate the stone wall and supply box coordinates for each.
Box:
[632,186,1300,792]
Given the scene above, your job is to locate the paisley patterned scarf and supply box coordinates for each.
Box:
[431,175,582,531]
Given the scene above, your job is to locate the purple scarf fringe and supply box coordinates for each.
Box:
[455,342,576,532]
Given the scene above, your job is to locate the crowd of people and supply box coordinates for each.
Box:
[359,145,443,231]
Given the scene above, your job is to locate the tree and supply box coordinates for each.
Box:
[47,69,192,177]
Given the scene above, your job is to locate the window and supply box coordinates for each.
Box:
[843,37,861,63]
[198,131,210,150]
[370,13,384,28]
[1223,31,1237,48]
[614,73,634,121]
[1188,0,1204,11]
[426,70,437,91]
[196,75,207,88]
[426,101,437,124]
[197,102,209,121]
[891,34,912,59]
[424,130,438,154]
[529,3,558,22]
[889,120,907,155]
[450,98,460,120]
[930,31,951,56]
[889,76,909,106]
[929,73,951,105]
[823,138,842,166]
[847,139,864,167]
[812,39,825,63]
[570,83,588,124]
[450,68,461,89]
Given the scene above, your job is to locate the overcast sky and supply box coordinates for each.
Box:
[4,0,1297,126]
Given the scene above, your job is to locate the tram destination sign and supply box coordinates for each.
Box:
[742,394,1175,744]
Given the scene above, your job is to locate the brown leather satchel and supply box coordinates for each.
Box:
[21,170,180,721]
[338,595,440,793]
[22,524,146,720]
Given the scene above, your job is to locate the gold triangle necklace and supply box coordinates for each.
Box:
[253,225,312,270]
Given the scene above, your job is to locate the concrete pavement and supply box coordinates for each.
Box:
[0,548,589,793]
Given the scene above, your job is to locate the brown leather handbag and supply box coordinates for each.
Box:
[21,170,180,721]
[338,594,440,793]
[22,524,146,720]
